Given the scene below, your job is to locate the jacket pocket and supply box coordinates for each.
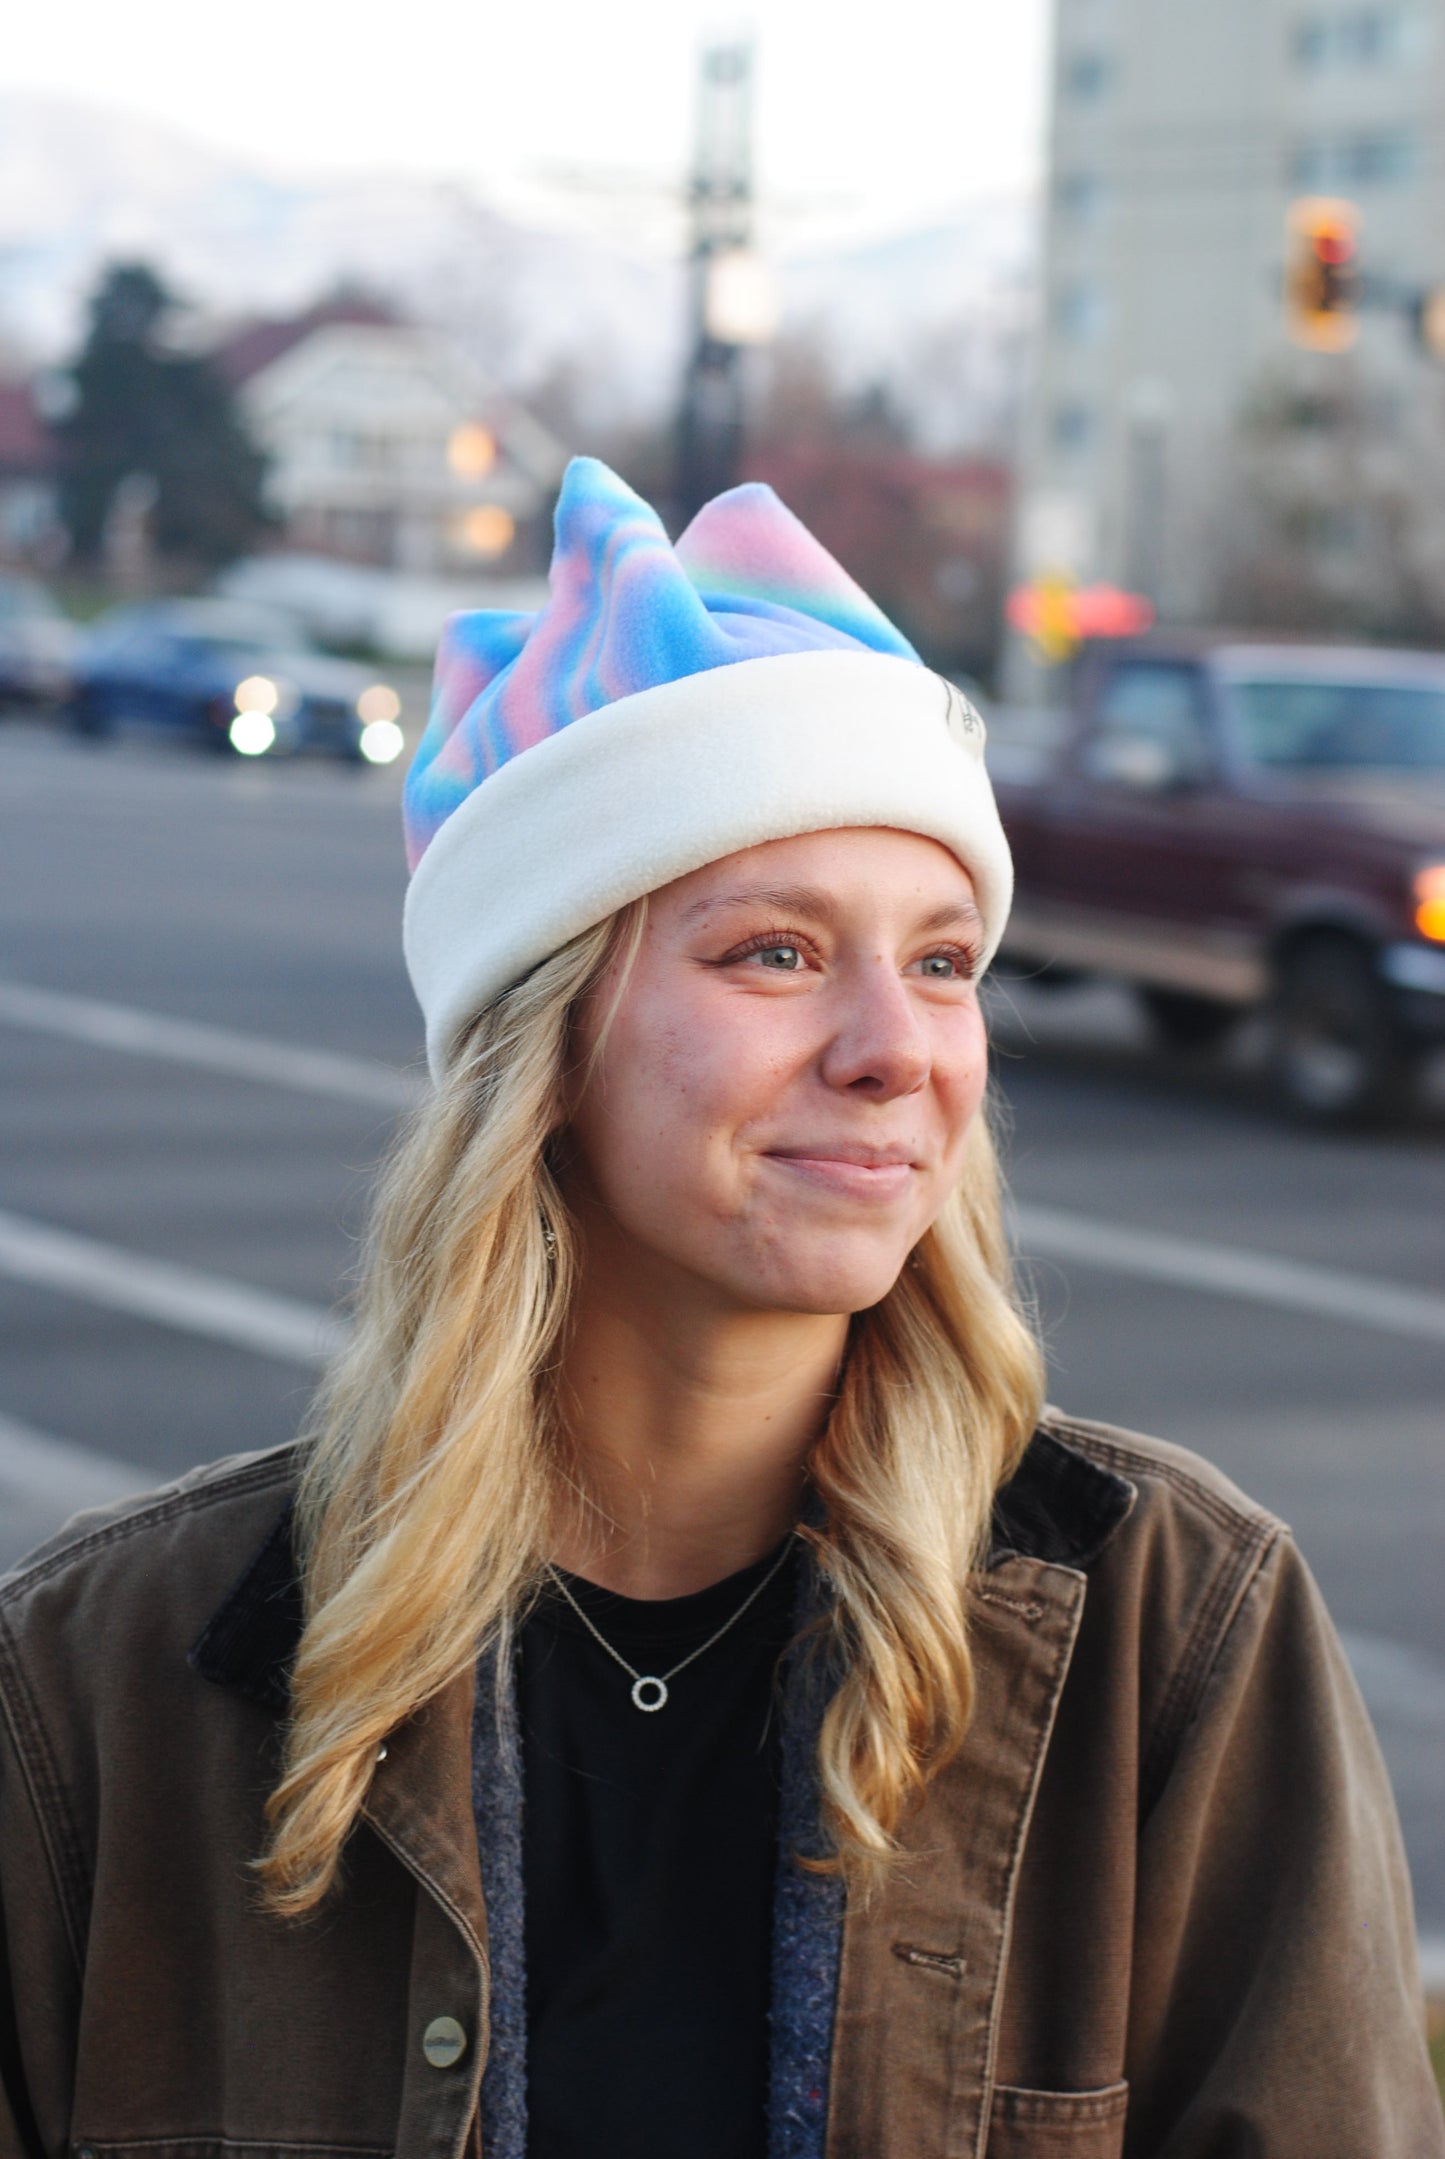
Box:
[985,2079,1128,2158]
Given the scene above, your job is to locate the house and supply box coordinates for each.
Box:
[215,298,568,576]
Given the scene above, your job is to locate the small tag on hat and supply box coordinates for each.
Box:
[940,680,984,747]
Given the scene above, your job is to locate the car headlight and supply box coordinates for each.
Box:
[357,682,401,725]
[358,718,405,765]
[1414,865,1445,943]
[230,710,277,756]
[234,675,279,716]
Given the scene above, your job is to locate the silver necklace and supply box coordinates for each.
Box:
[543,1537,795,1713]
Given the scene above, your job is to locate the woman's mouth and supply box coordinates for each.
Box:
[761,1145,917,1202]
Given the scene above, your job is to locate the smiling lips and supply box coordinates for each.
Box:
[763,1143,919,1201]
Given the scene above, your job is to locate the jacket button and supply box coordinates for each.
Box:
[422,2014,468,2069]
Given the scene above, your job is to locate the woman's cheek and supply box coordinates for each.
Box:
[940,1003,989,1105]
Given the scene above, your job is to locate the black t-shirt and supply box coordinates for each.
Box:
[519,1539,798,2159]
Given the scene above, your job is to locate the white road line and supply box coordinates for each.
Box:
[2,982,1441,1348]
[0,1209,344,1367]
[0,978,421,1110]
[1341,1630,1445,1731]
[0,1410,155,1514]
[1015,1204,1445,1347]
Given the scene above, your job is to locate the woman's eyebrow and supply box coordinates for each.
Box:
[681,888,984,936]
[681,884,834,923]
[918,900,984,937]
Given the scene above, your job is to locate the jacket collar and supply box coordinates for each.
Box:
[189,1500,301,1712]
[988,1422,1135,1569]
[189,1424,1135,1710]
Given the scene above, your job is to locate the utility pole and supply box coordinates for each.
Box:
[675,37,766,523]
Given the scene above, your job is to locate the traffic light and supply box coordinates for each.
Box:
[1285,198,1360,351]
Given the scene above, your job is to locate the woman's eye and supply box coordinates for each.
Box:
[754,943,803,971]
[912,951,974,981]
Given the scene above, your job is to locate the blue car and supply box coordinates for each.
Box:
[69,601,406,765]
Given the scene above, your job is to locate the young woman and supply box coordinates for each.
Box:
[0,461,1439,2159]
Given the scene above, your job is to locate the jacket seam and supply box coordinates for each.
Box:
[359,1810,490,1971]
[0,1453,300,1610]
[0,1611,88,1973]
[1139,1521,1282,1822]
[971,1572,1089,2159]
[1045,1422,1280,1545]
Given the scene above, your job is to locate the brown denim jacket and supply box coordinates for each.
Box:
[0,1411,1439,2159]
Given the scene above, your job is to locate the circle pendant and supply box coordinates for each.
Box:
[631,1675,668,1712]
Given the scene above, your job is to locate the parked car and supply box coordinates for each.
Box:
[0,575,76,709]
[990,635,1445,1123]
[68,601,407,765]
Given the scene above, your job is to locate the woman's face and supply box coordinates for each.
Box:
[564,826,989,1318]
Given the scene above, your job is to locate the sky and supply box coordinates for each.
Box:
[3,0,1051,250]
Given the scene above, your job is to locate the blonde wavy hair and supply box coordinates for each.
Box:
[260,902,1045,1916]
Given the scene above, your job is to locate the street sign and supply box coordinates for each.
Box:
[1415,287,1445,360]
[1006,576,1155,662]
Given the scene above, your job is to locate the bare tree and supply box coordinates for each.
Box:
[1212,357,1445,643]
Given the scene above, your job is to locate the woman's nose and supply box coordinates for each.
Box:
[818,962,931,1100]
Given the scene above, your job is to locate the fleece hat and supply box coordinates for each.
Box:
[403,456,1012,1078]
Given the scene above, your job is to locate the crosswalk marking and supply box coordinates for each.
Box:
[1015,1203,1445,1347]
[0,977,421,1108]
[0,1208,344,1367]
[1,982,1441,1346]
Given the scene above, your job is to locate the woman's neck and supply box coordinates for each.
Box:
[551,1240,846,1600]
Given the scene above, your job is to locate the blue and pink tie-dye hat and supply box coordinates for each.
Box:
[403,457,1011,1076]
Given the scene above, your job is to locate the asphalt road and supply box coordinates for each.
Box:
[2,716,1442,1959]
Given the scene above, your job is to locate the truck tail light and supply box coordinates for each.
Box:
[1414,865,1445,942]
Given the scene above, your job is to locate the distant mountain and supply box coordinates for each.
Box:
[0,92,682,412]
[781,204,1039,450]
[0,91,1037,442]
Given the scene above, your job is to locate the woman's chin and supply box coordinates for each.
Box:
[733,1242,912,1319]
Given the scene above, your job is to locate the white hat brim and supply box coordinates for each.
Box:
[404,648,1012,1078]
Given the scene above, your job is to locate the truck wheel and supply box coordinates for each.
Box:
[1139,987,1238,1051]
[1270,939,1419,1126]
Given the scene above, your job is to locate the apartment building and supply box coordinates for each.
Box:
[1015,0,1445,640]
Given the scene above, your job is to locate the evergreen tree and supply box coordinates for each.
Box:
[57,262,270,569]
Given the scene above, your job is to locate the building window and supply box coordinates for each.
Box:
[1055,170,1108,222]
[1052,402,1096,452]
[1291,7,1422,68]
[1294,15,1330,64]
[1290,128,1419,186]
[1355,129,1418,181]
[1054,282,1109,344]
[1061,49,1114,100]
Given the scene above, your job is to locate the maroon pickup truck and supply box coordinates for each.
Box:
[989,634,1445,1123]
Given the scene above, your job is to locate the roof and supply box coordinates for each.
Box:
[214,296,403,389]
